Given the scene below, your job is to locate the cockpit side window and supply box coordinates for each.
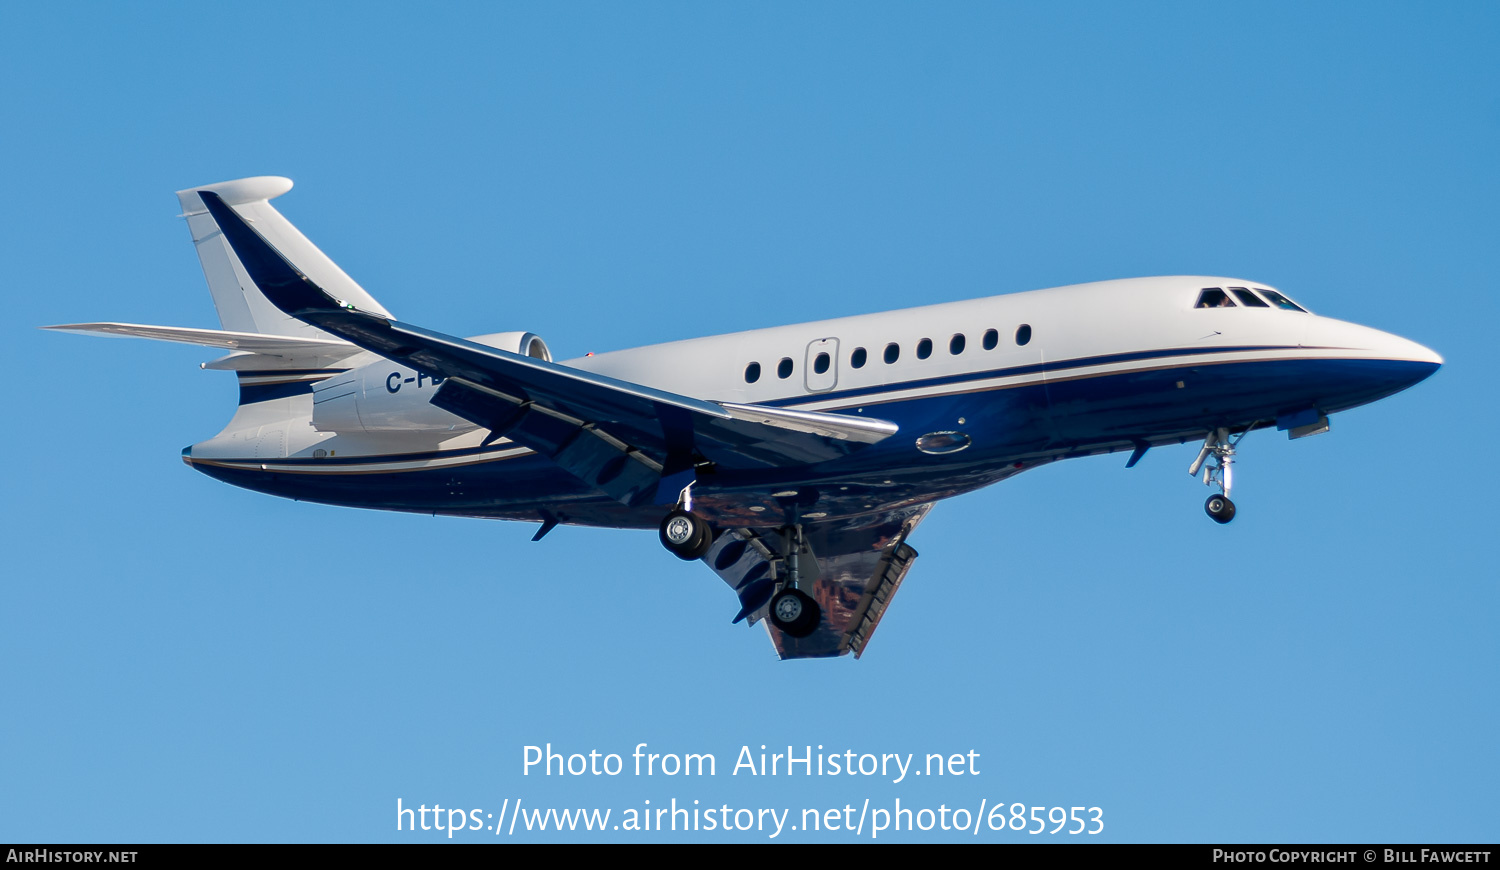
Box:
[1195,288,1236,309]
[1229,287,1270,307]
[1258,289,1308,312]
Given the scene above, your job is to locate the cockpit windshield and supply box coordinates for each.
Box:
[1228,287,1269,307]
[1196,286,1310,313]
[1257,289,1308,312]
[1195,288,1235,308]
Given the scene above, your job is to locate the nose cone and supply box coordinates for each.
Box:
[1299,317,1441,412]
[1307,316,1442,365]
[1366,326,1443,368]
[1407,339,1443,368]
[1378,334,1442,396]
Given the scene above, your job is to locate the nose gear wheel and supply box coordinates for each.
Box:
[1205,494,1236,524]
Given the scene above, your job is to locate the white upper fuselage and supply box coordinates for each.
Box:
[569,275,1438,411]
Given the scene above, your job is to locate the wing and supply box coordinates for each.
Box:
[196,189,896,506]
[704,505,931,659]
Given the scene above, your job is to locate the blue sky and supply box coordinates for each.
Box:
[2,2,1496,843]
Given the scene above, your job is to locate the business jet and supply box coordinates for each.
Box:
[46,177,1442,659]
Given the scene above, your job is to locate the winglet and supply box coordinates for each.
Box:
[197,190,346,318]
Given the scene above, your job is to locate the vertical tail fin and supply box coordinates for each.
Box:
[175,177,394,337]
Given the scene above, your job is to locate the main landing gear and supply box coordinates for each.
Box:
[655,489,821,638]
[770,587,819,638]
[1188,427,1248,524]
[659,484,713,560]
[767,521,820,638]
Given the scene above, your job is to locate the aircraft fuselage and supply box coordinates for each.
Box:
[183,275,1440,530]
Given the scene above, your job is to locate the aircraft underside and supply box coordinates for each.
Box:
[184,353,1435,659]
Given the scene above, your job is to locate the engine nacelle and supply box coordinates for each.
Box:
[310,331,552,434]
[469,331,552,362]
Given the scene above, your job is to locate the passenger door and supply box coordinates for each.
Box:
[804,338,839,392]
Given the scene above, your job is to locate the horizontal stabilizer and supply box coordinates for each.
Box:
[43,322,356,354]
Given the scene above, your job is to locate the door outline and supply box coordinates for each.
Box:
[804,337,839,392]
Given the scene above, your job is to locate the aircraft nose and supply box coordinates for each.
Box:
[1364,325,1443,368]
[1374,337,1442,403]
[1370,330,1442,394]
[1307,317,1443,367]
[1400,336,1443,367]
[1296,317,1441,411]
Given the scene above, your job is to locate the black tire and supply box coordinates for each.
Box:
[683,520,714,560]
[1205,494,1237,524]
[769,588,821,638]
[660,509,714,560]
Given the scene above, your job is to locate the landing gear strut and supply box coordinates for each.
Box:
[659,483,713,560]
[1189,427,1248,524]
[768,521,821,638]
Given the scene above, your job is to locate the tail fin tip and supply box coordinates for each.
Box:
[176,176,293,216]
[173,175,394,336]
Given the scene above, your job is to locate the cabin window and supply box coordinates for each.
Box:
[949,333,966,355]
[916,338,933,359]
[777,357,793,379]
[1258,289,1308,312]
[744,362,761,383]
[851,347,867,368]
[1016,324,1032,346]
[884,343,900,364]
[1229,287,1269,308]
[982,328,999,350]
[813,352,831,374]
[1195,288,1236,308]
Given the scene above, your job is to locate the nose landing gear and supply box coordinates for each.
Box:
[1189,427,1250,524]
